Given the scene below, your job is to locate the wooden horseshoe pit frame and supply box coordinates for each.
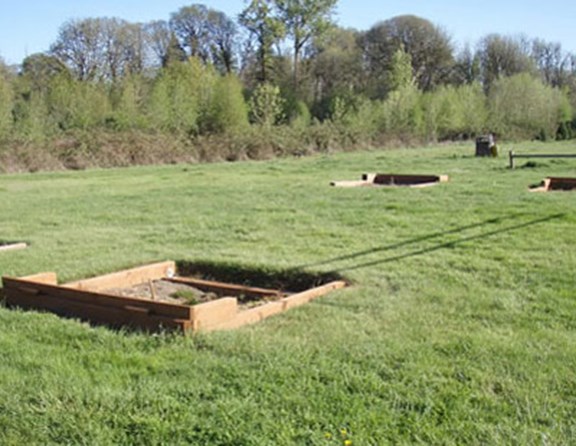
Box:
[530,177,576,192]
[0,242,27,253]
[2,261,347,333]
[331,173,449,188]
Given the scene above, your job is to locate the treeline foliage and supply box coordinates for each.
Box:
[1,2,576,170]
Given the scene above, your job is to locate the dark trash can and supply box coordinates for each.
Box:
[476,135,497,157]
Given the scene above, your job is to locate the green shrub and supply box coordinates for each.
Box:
[0,74,13,139]
[249,83,285,128]
[488,73,571,140]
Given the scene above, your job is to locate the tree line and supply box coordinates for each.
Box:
[1,1,575,170]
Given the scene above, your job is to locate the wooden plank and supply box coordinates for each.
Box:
[207,281,348,331]
[509,150,576,168]
[4,286,188,332]
[19,272,58,285]
[165,277,282,299]
[330,180,372,187]
[0,242,27,253]
[548,177,576,190]
[3,276,192,320]
[512,154,576,159]
[190,297,238,331]
[63,261,176,292]
[210,301,285,331]
[280,281,348,310]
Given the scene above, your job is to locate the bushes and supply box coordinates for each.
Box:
[0,74,13,140]
[422,83,487,141]
[0,55,574,172]
[488,73,571,140]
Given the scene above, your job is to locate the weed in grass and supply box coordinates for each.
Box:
[170,289,200,306]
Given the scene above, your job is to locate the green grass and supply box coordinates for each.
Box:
[1,141,575,444]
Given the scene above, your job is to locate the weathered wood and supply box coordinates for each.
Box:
[4,285,189,332]
[190,297,238,331]
[281,281,348,309]
[330,180,372,187]
[19,272,58,285]
[209,281,348,331]
[0,242,27,253]
[530,177,576,192]
[64,261,176,292]
[165,277,283,299]
[213,301,285,330]
[3,276,192,320]
[332,173,448,188]
[547,177,576,190]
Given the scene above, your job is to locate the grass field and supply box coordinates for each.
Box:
[1,141,575,444]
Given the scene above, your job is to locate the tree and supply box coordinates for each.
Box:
[239,0,285,84]
[249,83,285,127]
[362,15,454,96]
[51,18,105,81]
[100,19,146,80]
[274,0,337,88]
[170,4,211,61]
[451,44,481,85]
[47,75,111,130]
[144,20,172,67]
[309,26,364,117]
[531,38,570,87]
[147,58,217,135]
[388,47,414,91]
[170,5,238,73]
[205,9,238,74]
[476,34,534,91]
[208,74,249,133]
[51,18,146,81]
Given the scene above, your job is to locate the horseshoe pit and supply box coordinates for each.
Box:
[331,173,449,188]
[0,241,27,253]
[530,177,576,192]
[2,261,347,333]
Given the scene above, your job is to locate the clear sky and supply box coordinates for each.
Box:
[0,0,575,65]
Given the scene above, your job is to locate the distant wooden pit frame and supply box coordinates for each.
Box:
[331,173,449,188]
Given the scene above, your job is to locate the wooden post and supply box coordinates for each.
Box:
[509,150,515,169]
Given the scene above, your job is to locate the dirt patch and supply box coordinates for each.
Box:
[104,279,281,309]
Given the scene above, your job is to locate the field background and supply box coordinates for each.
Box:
[1,141,575,444]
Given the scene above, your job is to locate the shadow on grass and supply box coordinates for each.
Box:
[300,213,565,273]
[177,260,347,292]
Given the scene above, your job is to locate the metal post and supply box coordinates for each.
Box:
[509,150,515,169]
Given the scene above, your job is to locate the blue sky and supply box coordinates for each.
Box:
[1,0,575,65]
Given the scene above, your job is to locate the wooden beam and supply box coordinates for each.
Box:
[208,280,348,331]
[19,272,58,285]
[0,242,27,253]
[165,277,283,299]
[64,261,176,291]
[330,180,372,187]
[280,281,348,310]
[190,297,238,331]
[3,276,192,320]
[509,150,576,169]
[3,285,189,332]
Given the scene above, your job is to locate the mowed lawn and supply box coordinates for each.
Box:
[0,141,575,444]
